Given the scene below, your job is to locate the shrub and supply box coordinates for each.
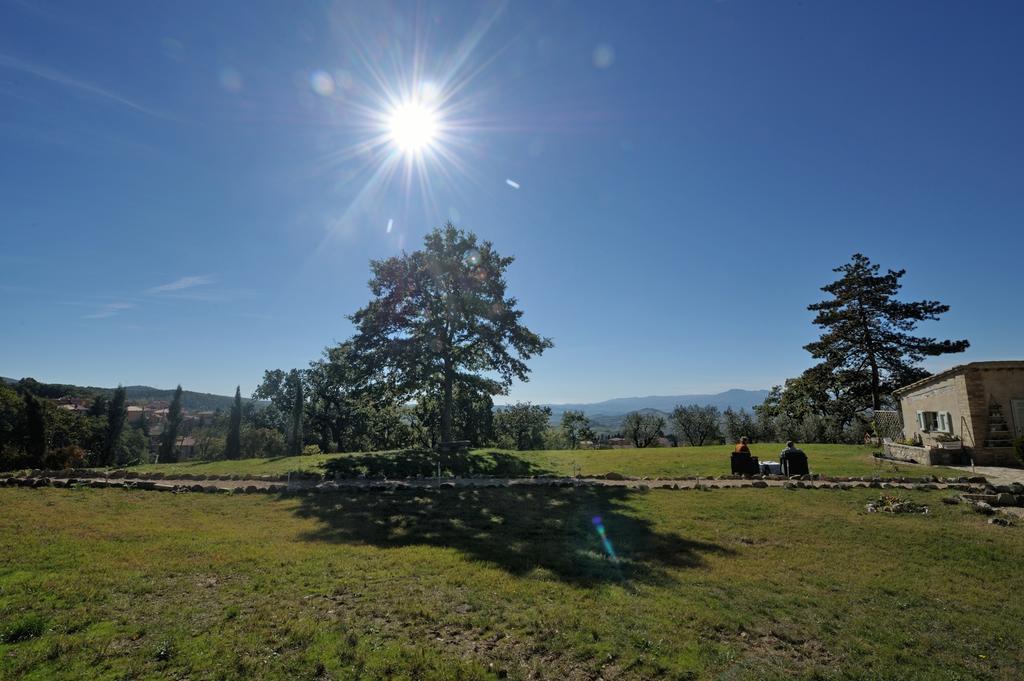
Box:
[240,427,286,458]
[302,444,323,457]
[43,445,88,470]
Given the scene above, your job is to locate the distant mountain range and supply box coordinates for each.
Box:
[542,389,770,420]
[1,377,263,412]
[496,388,772,434]
[5,376,769,430]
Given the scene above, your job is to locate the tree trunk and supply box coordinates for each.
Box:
[330,421,343,453]
[869,355,881,411]
[441,362,454,443]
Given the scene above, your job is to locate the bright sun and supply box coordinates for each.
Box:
[387,101,438,153]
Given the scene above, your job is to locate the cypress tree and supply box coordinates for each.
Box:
[23,392,47,467]
[288,379,304,456]
[225,386,242,459]
[88,395,108,417]
[158,385,184,463]
[102,386,127,466]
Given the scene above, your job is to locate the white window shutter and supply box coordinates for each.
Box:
[917,411,924,430]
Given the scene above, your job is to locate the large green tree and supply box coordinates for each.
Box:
[670,404,722,447]
[305,344,369,452]
[621,411,665,448]
[253,369,302,433]
[157,385,184,463]
[559,410,594,449]
[493,402,551,451]
[805,253,969,411]
[225,386,242,459]
[350,224,552,444]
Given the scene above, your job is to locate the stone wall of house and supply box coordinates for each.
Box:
[898,373,972,446]
[966,366,1024,467]
[971,366,1024,435]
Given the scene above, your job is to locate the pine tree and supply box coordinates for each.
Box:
[225,386,242,459]
[158,385,184,463]
[805,254,969,410]
[23,392,47,467]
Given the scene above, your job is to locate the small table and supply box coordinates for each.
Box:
[759,461,782,475]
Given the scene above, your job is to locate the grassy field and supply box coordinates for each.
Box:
[83,443,960,480]
[2,485,1022,679]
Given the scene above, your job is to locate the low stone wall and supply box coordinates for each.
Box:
[883,443,936,465]
[883,443,1020,467]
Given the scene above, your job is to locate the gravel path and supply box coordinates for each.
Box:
[941,465,1024,487]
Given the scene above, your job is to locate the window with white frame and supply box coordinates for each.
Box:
[917,411,952,433]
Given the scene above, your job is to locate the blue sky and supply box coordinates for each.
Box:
[1,0,1022,403]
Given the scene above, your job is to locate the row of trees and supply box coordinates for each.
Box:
[3,242,968,465]
[1,382,149,470]
[0,380,263,469]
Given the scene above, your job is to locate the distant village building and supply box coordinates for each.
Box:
[175,436,198,459]
[891,361,1024,466]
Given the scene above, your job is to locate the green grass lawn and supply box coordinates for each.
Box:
[1,485,1021,679]
[90,443,959,480]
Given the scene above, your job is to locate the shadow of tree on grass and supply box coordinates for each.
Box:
[292,486,732,586]
[320,449,550,479]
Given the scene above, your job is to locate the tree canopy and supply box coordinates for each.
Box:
[670,404,721,446]
[621,412,665,448]
[350,224,552,443]
[805,253,969,411]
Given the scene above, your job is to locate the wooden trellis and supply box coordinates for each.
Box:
[873,410,904,441]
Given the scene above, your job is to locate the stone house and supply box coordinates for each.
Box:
[892,361,1024,466]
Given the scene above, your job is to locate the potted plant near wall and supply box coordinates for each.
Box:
[932,433,963,450]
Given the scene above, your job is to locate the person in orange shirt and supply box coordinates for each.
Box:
[734,436,751,454]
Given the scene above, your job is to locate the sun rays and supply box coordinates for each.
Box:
[305,6,512,249]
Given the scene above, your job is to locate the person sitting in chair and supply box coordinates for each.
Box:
[779,441,809,476]
[780,441,804,458]
[734,436,751,454]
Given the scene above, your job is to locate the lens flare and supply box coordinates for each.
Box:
[592,516,618,562]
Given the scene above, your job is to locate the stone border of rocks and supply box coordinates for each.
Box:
[1,467,990,486]
[3,474,987,498]
[3,468,303,483]
[1,477,288,494]
[956,482,1024,515]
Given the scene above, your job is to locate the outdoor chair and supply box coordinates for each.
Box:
[780,450,809,476]
[730,452,760,476]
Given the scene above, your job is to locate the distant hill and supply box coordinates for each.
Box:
[1,377,264,412]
